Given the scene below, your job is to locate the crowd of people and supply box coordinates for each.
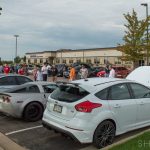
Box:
[0,63,28,75]
[0,62,116,83]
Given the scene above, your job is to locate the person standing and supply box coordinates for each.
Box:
[80,65,88,79]
[47,63,51,77]
[36,68,43,81]
[109,65,116,78]
[69,65,76,81]
[3,64,10,75]
[51,65,58,82]
[41,62,48,81]
[18,66,25,75]
[0,64,3,73]
[105,65,110,77]
[33,65,38,81]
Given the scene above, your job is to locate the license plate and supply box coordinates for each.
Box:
[53,104,62,113]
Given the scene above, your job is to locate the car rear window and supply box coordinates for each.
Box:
[51,85,89,102]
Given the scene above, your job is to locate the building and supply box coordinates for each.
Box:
[25,47,132,68]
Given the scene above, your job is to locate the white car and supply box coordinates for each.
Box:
[42,77,150,148]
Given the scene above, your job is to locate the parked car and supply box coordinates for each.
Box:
[56,64,67,77]
[42,77,150,148]
[92,66,105,77]
[97,66,130,78]
[0,74,33,92]
[0,82,58,121]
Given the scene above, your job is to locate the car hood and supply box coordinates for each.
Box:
[126,66,150,87]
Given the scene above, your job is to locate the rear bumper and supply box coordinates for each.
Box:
[0,102,21,118]
[42,121,80,142]
[42,109,93,143]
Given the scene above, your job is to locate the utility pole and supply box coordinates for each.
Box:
[141,3,149,65]
[14,35,19,62]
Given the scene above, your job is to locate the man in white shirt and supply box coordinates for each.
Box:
[80,65,88,79]
[109,65,116,78]
[41,62,48,81]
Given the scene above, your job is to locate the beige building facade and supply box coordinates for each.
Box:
[25,47,132,68]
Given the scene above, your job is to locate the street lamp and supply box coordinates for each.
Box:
[14,35,19,61]
[141,3,149,65]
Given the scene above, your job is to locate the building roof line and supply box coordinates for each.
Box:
[26,47,117,55]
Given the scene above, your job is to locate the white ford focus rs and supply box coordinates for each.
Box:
[42,76,150,148]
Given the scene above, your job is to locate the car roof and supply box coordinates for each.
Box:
[71,78,130,92]
[72,77,126,86]
[23,81,56,86]
[0,74,30,78]
[5,81,56,92]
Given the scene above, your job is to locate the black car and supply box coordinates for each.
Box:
[56,64,68,77]
[0,74,33,92]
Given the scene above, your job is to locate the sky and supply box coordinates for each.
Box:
[0,0,150,60]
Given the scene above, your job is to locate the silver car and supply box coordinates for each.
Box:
[0,74,33,92]
[0,82,58,121]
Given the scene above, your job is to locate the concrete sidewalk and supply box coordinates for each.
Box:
[0,132,26,150]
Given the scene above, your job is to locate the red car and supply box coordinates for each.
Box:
[97,66,130,78]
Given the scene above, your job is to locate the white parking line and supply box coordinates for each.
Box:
[5,125,43,136]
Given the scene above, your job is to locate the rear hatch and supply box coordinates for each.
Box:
[46,83,90,120]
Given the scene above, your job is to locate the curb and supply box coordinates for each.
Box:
[101,128,150,150]
[0,132,27,150]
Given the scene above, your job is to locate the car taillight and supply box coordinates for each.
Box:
[75,101,102,113]
[2,96,11,103]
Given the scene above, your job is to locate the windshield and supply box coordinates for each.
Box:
[51,85,89,102]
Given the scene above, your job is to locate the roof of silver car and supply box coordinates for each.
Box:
[24,81,56,85]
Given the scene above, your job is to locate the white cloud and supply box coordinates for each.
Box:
[0,0,150,60]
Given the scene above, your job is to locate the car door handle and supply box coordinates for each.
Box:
[113,104,121,108]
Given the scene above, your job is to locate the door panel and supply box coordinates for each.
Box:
[108,83,137,132]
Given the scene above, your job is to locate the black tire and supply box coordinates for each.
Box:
[93,121,116,149]
[23,102,43,122]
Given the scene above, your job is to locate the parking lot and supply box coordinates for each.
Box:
[0,112,91,150]
[0,112,150,150]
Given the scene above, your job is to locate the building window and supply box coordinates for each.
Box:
[34,59,37,64]
[77,59,81,63]
[62,59,66,63]
[94,58,100,64]
[40,59,43,64]
[56,58,60,63]
[86,59,91,63]
[69,60,73,63]
[27,59,30,64]
[115,57,122,64]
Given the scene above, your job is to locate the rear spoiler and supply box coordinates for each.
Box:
[56,81,80,87]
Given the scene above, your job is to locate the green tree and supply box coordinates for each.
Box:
[117,10,150,68]
[14,56,21,63]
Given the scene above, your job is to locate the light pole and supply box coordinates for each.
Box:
[14,35,19,61]
[141,3,149,65]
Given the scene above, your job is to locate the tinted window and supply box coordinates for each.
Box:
[110,84,131,100]
[43,84,58,93]
[17,76,32,84]
[51,85,89,102]
[95,88,108,100]
[28,85,40,93]
[0,76,17,85]
[130,83,150,98]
